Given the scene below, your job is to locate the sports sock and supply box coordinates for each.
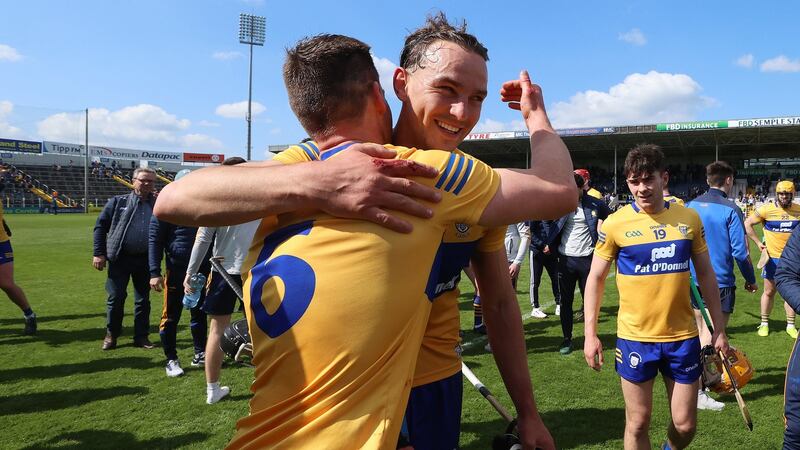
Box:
[789,317,796,329]
[207,382,219,392]
[761,314,769,327]
[473,295,483,329]
[22,308,34,317]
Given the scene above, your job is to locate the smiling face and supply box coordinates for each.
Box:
[395,40,488,151]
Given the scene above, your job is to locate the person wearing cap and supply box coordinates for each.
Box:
[575,169,603,200]
[745,180,800,338]
[551,173,610,354]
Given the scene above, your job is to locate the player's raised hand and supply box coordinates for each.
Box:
[315,144,442,234]
[500,70,553,133]
[584,334,604,371]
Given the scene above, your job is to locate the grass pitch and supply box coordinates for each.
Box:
[0,215,788,448]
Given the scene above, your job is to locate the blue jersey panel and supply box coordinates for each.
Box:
[616,239,692,276]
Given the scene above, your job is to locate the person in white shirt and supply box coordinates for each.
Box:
[184,157,261,404]
[505,222,531,289]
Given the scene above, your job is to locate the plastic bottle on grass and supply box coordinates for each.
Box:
[183,273,206,309]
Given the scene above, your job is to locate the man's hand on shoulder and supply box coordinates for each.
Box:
[313,144,441,233]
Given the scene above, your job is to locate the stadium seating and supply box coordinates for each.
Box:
[1,163,173,209]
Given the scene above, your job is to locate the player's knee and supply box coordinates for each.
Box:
[625,414,651,436]
[672,415,697,439]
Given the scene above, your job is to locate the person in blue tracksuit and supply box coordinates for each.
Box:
[688,161,758,410]
[776,225,800,449]
[528,219,561,318]
[149,216,211,377]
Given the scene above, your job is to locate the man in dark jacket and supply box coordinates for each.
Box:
[93,167,158,350]
[149,216,210,377]
[528,219,560,319]
[776,226,800,449]
[552,173,611,354]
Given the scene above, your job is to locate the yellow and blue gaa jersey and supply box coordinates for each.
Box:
[594,202,707,342]
[664,195,685,206]
[587,187,603,200]
[414,221,505,387]
[229,142,500,450]
[0,204,8,242]
[751,201,800,258]
[271,143,507,387]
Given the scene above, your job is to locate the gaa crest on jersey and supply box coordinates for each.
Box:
[629,352,641,369]
[454,343,463,358]
[678,225,689,237]
[455,223,470,235]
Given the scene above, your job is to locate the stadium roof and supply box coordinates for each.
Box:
[459,115,800,167]
[269,115,800,166]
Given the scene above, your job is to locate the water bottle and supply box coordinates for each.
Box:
[183,273,206,309]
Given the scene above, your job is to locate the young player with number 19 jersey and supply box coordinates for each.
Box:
[583,144,729,450]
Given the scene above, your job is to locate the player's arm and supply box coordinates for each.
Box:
[776,227,800,313]
[185,227,214,293]
[471,249,555,450]
[744,211,766,252]
[509,223,530,278]
[583,255,612,371]
[729,210,757,291]
[692,250,729,354]
[92,197,116,270]
[154,147,441,233]
[477,71,577,226]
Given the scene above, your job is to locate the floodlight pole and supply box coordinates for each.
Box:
[84,108,89,213]
[239,13,265,162]
[247,41,254,161]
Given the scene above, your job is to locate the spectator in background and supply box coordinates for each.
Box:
[552,174,610,355]
[149,211,210,378]
[184,157,260,405]
[529,220,560,318]
[505,222,530,289]
[575,169,602,199]
[92,168,158,350]
[662,170,685,206]
[51,191,58,215]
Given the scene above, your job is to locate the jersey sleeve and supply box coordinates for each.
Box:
[477,226,506,253]
[690,210,709,254]
[752,204,767,222]
[274,143,318,164]
[404,149,501,226]
[594,217,618,261]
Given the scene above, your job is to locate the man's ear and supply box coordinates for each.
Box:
[370,81,389,116]
[393,67,409,102]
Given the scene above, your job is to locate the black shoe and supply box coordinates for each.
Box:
[133,337,156,349]
[191,352,206,367]
[23,314,37,335]
[474,323,487,335]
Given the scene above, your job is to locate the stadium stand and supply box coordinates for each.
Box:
[0,163,173,209]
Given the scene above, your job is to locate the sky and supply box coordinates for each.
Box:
[1,0,799,160]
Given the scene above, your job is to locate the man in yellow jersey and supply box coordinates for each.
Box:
[662,170,685,206]
[583,144,728,450]
[575,168,603,199]
[158,34,575,449]
[745,180,800,338]
[0,205,36,334]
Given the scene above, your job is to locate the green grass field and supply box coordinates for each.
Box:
[0,214,789,449]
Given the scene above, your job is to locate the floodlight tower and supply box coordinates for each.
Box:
[239,13,265,161]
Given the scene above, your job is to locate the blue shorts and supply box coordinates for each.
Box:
[690,286,736,314]
[404,371,463,450]
[615,337,701,384]
[762,257,780,280]
[0,240,13,265]
[201,271,242,316]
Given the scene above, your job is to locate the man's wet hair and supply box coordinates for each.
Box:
[706,161,735,188]
[624,144,666,178]
[222,157,246,166]
[400,12,488,71]
[284,34,379,136]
